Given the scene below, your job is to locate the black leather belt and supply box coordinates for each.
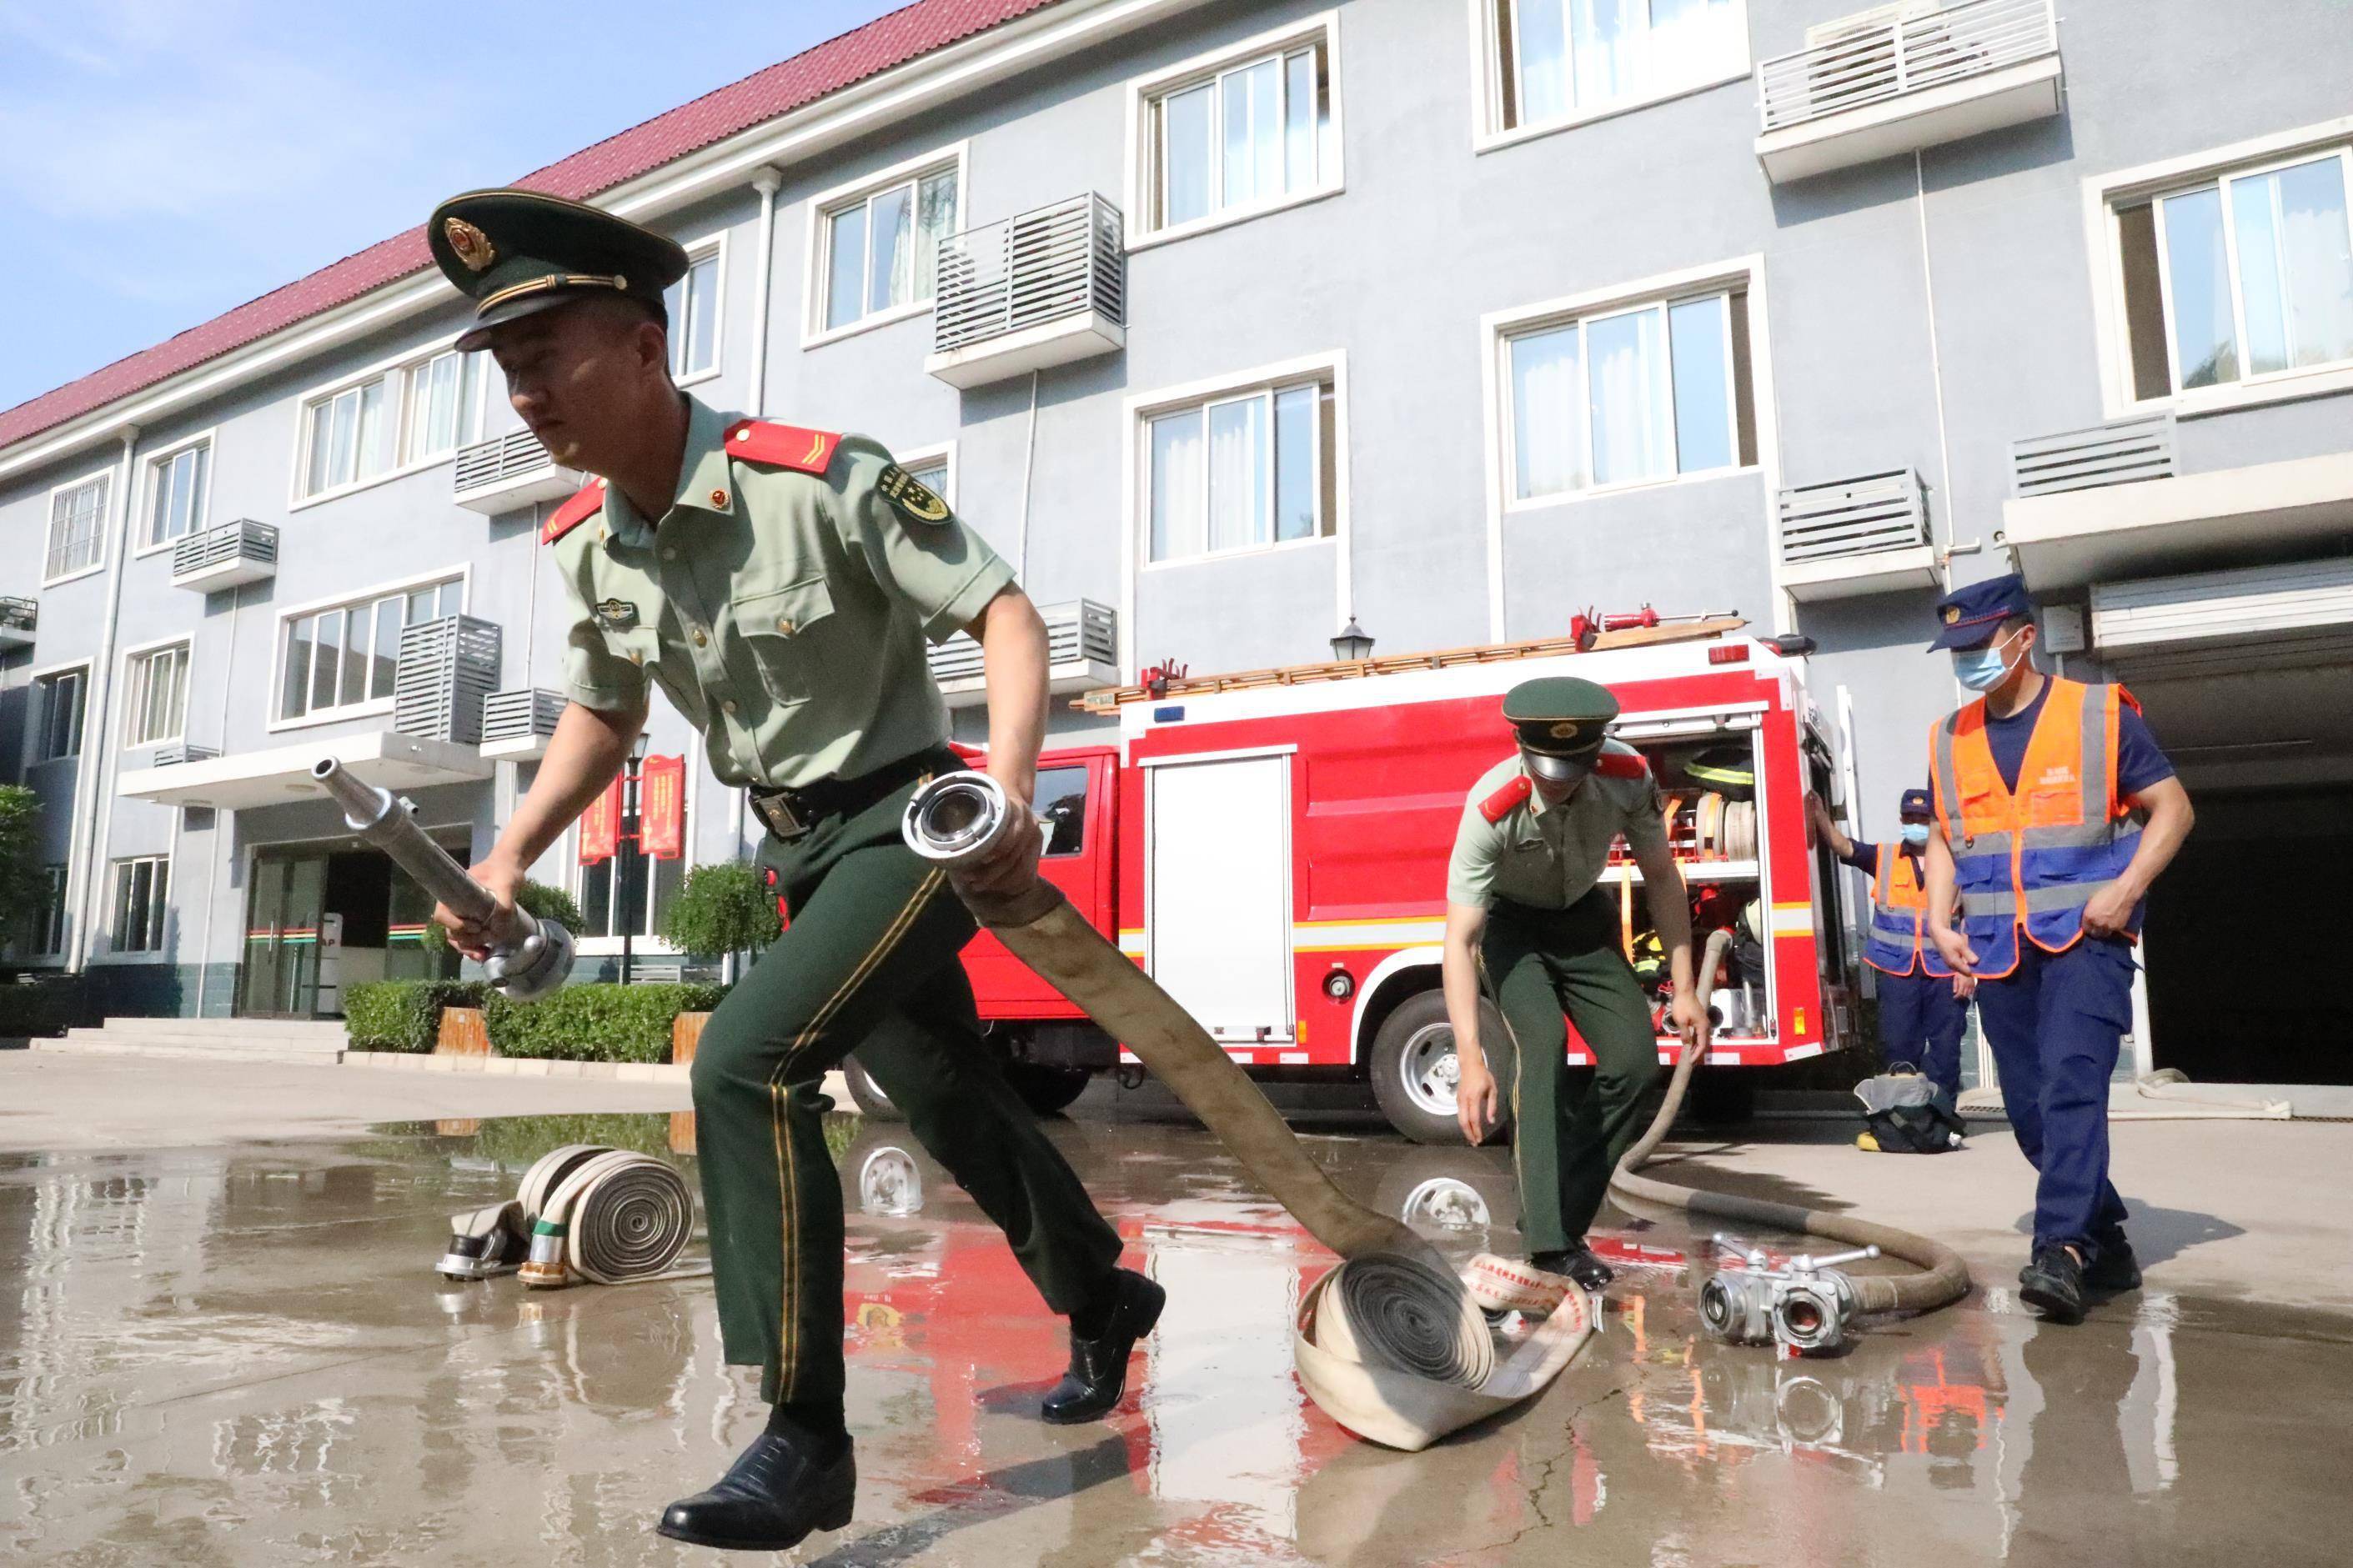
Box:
[747,749,957,843]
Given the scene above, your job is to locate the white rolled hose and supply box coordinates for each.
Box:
[439,1144,702,1289]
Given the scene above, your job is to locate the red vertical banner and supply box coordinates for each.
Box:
[578,775,623,864]
[640,754,686,860]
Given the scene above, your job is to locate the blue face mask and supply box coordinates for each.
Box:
[1901,822,1931,848]
[1953,630,2020,693]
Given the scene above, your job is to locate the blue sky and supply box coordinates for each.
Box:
[0,0,907,413]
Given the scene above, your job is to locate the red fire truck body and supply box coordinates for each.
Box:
[930,628,1860,1142]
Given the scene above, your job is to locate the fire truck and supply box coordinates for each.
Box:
[842,619,1863,1142]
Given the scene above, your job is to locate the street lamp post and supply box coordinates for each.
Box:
[620,734,649,986]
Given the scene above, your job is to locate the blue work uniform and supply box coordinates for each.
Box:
[1842,837,1969,1099]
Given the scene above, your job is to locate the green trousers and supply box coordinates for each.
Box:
[1480,890,1663,1253]
[690,750,1125,1415]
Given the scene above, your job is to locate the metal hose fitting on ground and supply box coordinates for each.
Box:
[1609,929,1972,1321]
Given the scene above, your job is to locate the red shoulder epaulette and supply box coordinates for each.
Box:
[1480,775,1533,824]
[724,419,840,474]
[1594,749,1648,781]
[540,481,605,544]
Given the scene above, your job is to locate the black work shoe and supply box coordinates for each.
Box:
[2019,1246,2087,1325]
[656,1430,855,1552]
[1041,1268,1166,1424]
[1531,1243,1614,1291]
[2084,1239,2142,1294]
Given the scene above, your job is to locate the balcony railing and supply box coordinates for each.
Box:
[480,687,566,761]
[928,599,1118,704]
[0,595,33,649]
[2011,415,2176,498]
[453,429,581,514]
[393,616,503,745]
[1754,0,2061,181]
[926,194,1126,389]
[1778,469,1940,600]
[170,518,278,592]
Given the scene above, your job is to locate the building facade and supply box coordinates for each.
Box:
[3,0,2349,1080]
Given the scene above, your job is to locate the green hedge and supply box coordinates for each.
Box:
[481,982,728,1064]
[342,979,490,1051]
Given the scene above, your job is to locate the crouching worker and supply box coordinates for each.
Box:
[1441,677,1709,1290]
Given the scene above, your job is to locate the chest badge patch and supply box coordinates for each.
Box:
[595,598,640,630]
[876,463,951,526]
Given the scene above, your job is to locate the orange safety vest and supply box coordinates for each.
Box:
[1929,679,2144,979]
[1862,843,1952,978]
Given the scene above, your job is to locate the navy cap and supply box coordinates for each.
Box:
[1899,788,1933,819]
[1928,573,2034,651]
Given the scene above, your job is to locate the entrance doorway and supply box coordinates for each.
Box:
[238,839,462,1018]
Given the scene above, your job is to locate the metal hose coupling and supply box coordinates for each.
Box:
[1698,1235,1881,1356]
[901,770,1065,926]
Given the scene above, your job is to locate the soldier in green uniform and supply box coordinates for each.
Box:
[1440,677,1709,1289]
[424,191,1157,1553]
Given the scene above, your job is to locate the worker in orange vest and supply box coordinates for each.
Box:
[1807,788,1974,1100]
[1920,574,2195,1324]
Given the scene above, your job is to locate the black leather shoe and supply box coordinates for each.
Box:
[656,1430,855,1552]
[1531,1243,1614,1290]
[2019,1245,2086,1324]
[1041,1268,1166,1424]
[2083,1239,2142,1294]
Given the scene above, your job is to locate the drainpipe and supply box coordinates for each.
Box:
[193,580,246,1014]
[65,423,141,975]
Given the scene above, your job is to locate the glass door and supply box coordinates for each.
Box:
[240,852,329,1017]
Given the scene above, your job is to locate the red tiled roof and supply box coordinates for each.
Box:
[0,0,1062,457]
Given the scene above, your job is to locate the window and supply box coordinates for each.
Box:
[819,163,959,333]
[45,473,107,582]
[278,578,462,724]
[1145,33,1336,233]
[145,442,210,549]
[1503,286,1754,501]
[579,801,688,941]
[1036,765,1090,857]
[901,452,951,505]
[399,350,485,466]
[32,669,85,763]
[1146,373,1338,564]
[110,857,169,954]
[300,373,394,498]
[28,865,68,959]
[665,246,721,379]
[2116,148,2353,398]
[1488,0,1745,135]
[123,643,190,749]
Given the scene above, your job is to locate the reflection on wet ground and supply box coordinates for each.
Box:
[3,1114,2349,1564]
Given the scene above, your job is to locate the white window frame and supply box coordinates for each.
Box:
[1125,12,1347,252]
[800,141,970,348]
[25,658,91,768]
[42,466,113,588]
[26,862,70,960]
[287,330,480,510]
[265,564,472,734]
[119,635,193,750]
[136,429,217,557]
[105,854,171,958]
[1467,0,1752,155]
[2086,115,2353,419]
[396,348,492,469]
[666,232,728,387]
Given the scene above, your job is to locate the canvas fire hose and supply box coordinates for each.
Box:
[901,771,1595,1452]
[1610,929,1972,1355]
[439,1144,703,1288]
[309,756,574,1001]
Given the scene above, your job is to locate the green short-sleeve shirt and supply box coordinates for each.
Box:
[552,397,1014,789]
[1446,749,1670,910]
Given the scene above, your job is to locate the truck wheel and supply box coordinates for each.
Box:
[1369,992,1514,1146]
[1372,1146,1521,1238]
[841,1055,903,1120]
[1006,1061,1091,1118]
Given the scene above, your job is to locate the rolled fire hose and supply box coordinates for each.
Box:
[902,773,1594,1452]
[439,1144,702,1288]
[1608,930,1973,1320]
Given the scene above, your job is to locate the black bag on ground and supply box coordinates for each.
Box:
[1854,1067,1966,1153]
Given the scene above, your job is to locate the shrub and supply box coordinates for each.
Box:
[343,979,491,1052]
[417,878,590,955]
[484,981,728,1064]
[660,861,780,964]
[0,785,43,949]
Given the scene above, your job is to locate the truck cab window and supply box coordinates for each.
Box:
[1036,765,1090,856]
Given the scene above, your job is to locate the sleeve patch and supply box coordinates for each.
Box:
[875,462,951,527]
[1479,775,1533,824]
[725,419,840,474]
[541,481,606,544]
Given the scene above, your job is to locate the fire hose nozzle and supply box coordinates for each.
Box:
[901,771,1063,926]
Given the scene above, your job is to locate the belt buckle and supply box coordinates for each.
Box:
[752,790,807,842]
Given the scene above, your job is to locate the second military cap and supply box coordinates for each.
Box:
[1928,572,2034,652]
[1502,676,1618,781]
[429,189,690,352]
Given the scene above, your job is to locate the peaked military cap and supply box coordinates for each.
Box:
[429,189,690,352]
[1503,676,1618,781]
[1928,572,2034,652]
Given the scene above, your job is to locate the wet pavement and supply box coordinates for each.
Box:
[3,1113,2349,1565]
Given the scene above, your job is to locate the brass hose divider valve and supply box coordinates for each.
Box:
[310,757,574,1002]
